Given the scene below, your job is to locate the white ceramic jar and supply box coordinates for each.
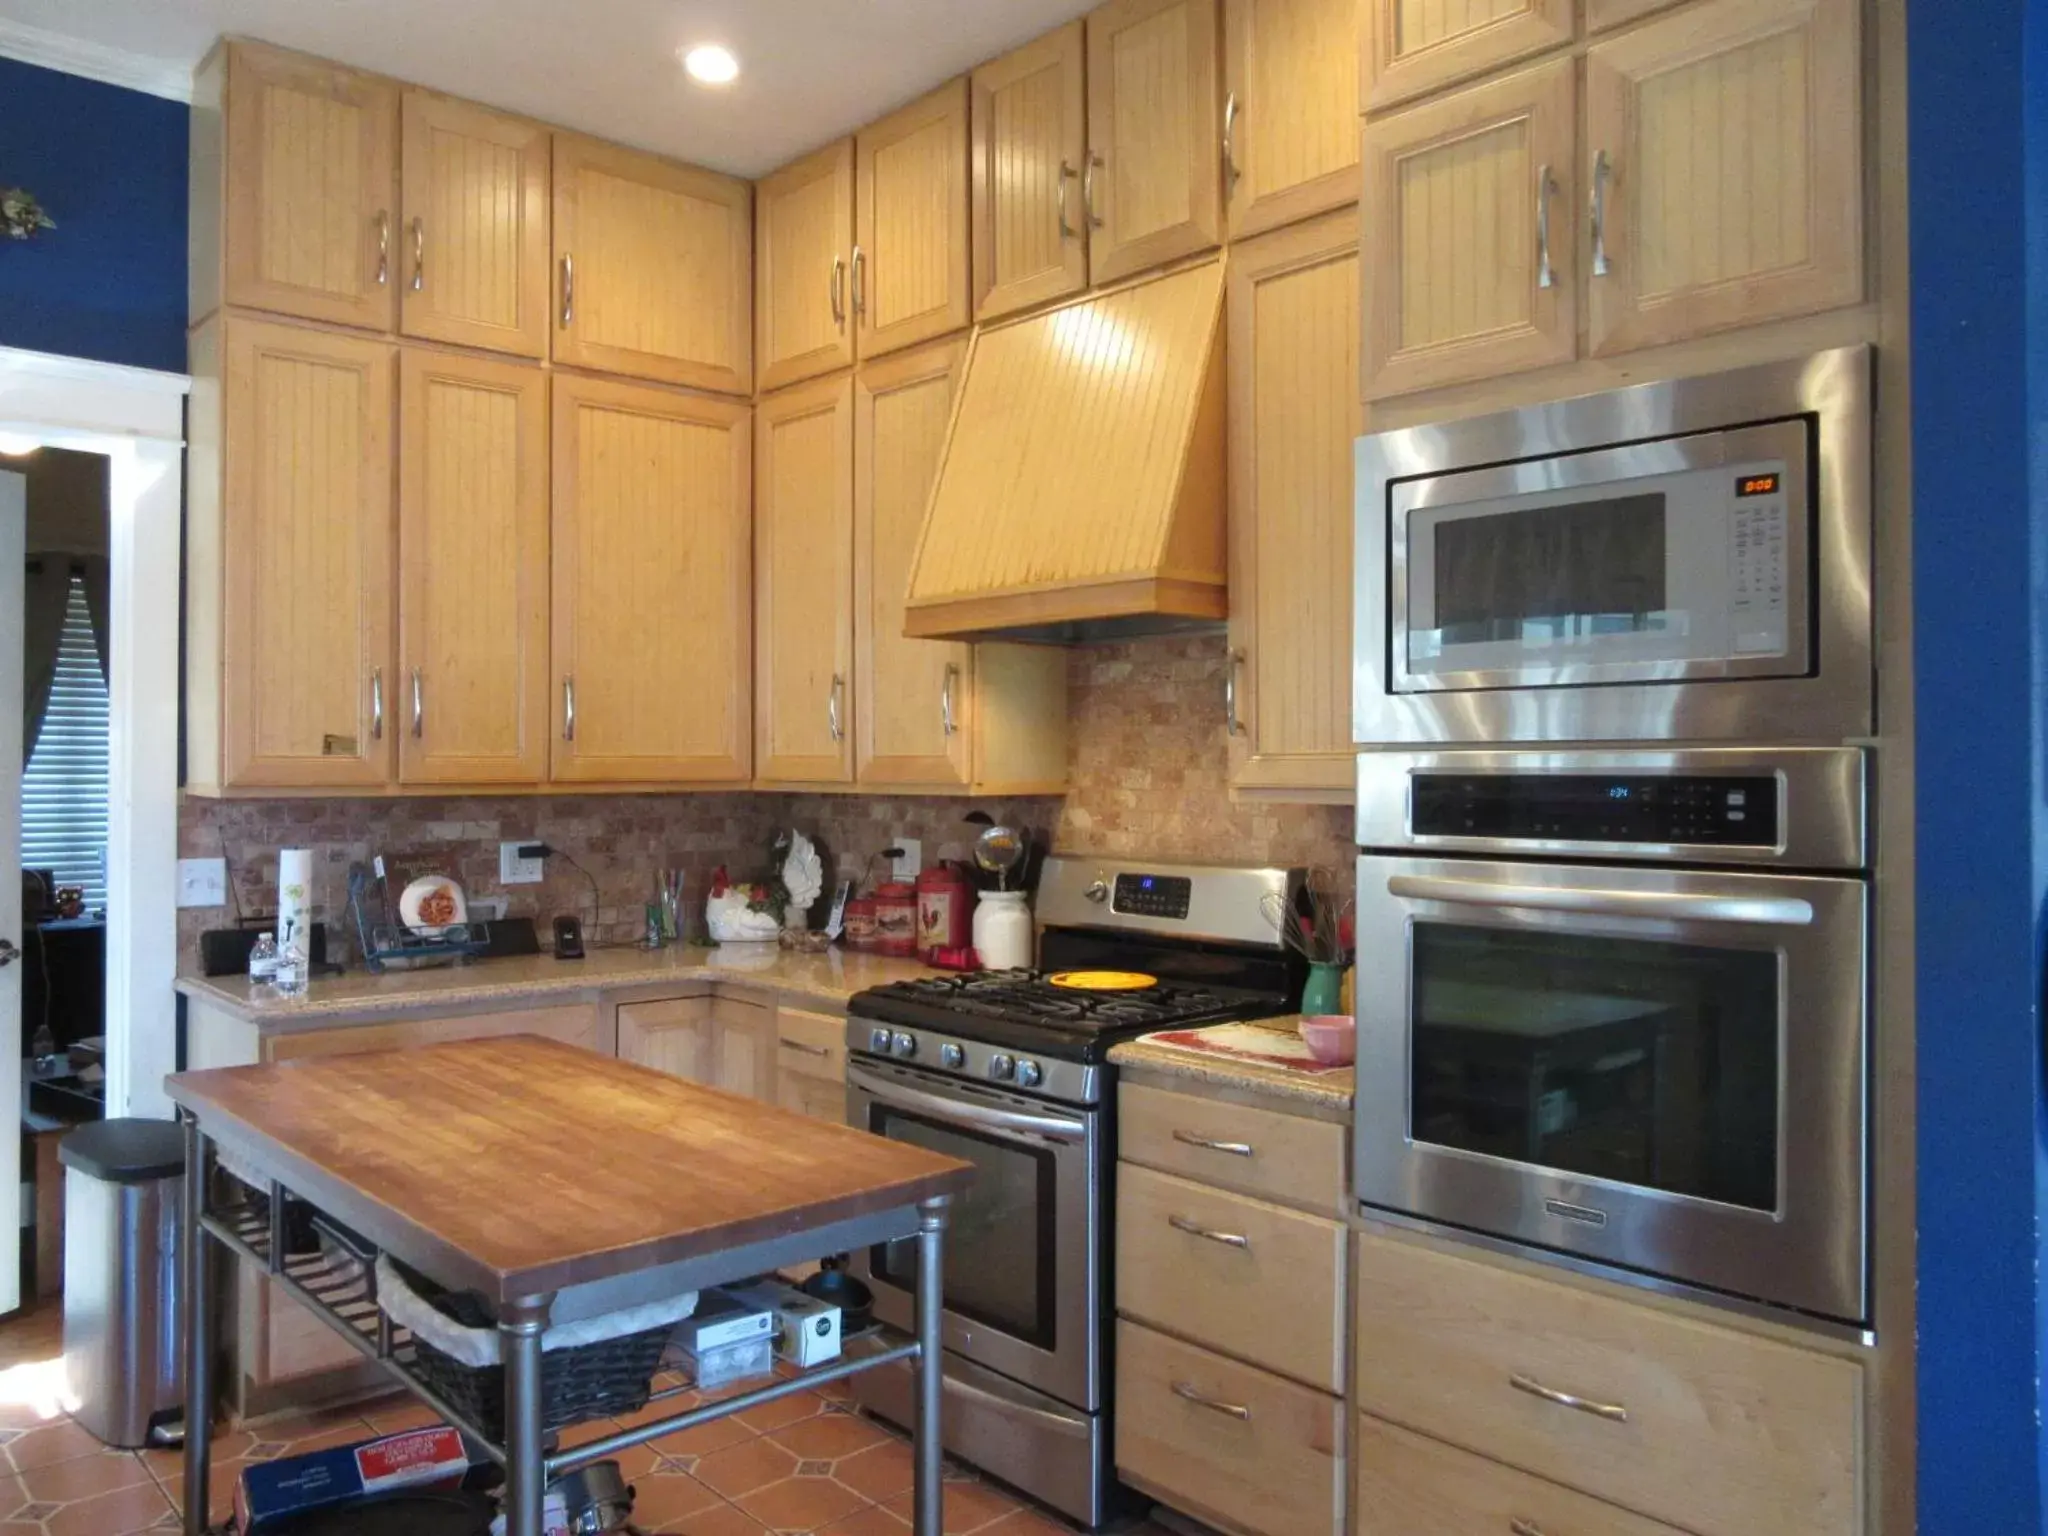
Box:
[972,890,1033,971]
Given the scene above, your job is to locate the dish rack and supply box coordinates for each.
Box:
[348,863,492,973]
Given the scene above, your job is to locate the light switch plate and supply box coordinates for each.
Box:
[892,838,923,881]
[176,857,228,908]
[500,841,544,885]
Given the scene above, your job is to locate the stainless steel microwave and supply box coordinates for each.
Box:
[1354,348,1873,745]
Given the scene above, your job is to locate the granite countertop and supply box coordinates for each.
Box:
[175,945,941,1027]
[1109,1016,1355,1111]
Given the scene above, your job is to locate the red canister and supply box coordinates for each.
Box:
[841,893,879,951]
[916,863,974,960]
[872,881,918,957]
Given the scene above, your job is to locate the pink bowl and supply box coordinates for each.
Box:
[1298,1014,1356,1066]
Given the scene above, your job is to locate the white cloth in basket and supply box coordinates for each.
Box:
[375,1256,698,1369]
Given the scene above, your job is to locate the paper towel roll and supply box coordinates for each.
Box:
[276,848,313,951]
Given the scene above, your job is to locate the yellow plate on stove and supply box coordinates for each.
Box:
[1047,970,1158,991]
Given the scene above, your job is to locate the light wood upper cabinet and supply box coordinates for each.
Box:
[1227,210,1360,797]
[757,140,857,390]
[855,341,973,791]
[856,80,973,358]
[1588,0,1687,31]
[216,317,395,790]
[552,134,753,394]
[1223,0,1361,239]
[1585,0,1863,357]
[550,375,752,784]
[212,41,400,331]
[397,350,548,786]
[755,376,857,786]
[1086,0,1225,284]
[398,93,550,358]
[1362,58,1577,399]
[1362,0,1575,111]
[971,24,1089,322]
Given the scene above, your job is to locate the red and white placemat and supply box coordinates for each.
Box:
[1143,1020,1350,1075]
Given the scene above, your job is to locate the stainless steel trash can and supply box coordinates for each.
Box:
[59,1118,185,1448]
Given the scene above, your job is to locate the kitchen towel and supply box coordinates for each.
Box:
[276,848,313,952]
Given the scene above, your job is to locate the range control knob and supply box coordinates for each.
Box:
[939,1042,966,1069]
[1084,880,1110,905]
[868,1027,893,1053]
[1016,1059,1044,1089]
[891,1031,918,1059]
[989,1053,1017,1081]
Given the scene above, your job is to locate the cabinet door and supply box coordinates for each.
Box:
[399,93,550,357]
[222,42,399,330]
[1227,210,1360,797]
[551,375,752,784]
[856,80,974,358]
[756,376,857,785]
[1585,0,1862,357]
[712,996,776,1100]
[220,318,395,790]
[618,997,718,1083]
[1223,0,1361,239]
[552,134,753,394]
[397,350,548,786]
[855,340,973,791]
[757,141,857,390]
[971,23,1089,322]
[1361,59,1577,400]
[1362,0,1574,111]
[776,1007,849,1124]
[1086,0,1225,284]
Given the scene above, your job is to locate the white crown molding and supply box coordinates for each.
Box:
[0,16,191,102]
[0,344,189,444]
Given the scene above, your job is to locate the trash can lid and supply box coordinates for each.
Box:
[57,1118,185,1183]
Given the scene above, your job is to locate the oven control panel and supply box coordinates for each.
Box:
[1112,872,1192,919]
[1413,774,1779,847]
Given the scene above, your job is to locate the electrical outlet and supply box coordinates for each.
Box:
[176,857,229,908]
[892,838,923,881]
[499,841,544,885]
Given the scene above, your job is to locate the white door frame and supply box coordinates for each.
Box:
[0,345,188,1120]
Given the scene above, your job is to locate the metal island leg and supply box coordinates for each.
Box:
[500,1294,556,1536]
[180,1112,214,1536]
[913,1195,952,1536]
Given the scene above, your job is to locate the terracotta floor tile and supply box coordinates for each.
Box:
[732,1389,831,1435]
[0,1417,106,1473]
[829,1440,915,1504]
[359,1395,447,1433]
[770,1410,895,1464]
[819,1505,911,1535]
[19,1446,155,1502]
[627,1466,730,1526]
[693,1435,803,1498]
[975,1509,1083,1536]
[45,1476,175,1536]
[883,1479,1023,1535]
[644,1413,762,1462]
[734,1470,871,1533]
[648,1499,776,1535]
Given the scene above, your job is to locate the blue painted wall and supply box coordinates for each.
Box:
[0,56,186,373]
[1909,0,2048,1527]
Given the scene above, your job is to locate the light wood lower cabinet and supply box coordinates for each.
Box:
[775,1006,849,1124]
[261,1003,604,1062]
[1355,1415,1692,1536]
[617,993,776,1100]
[1118,1081,1348,1211]
[1351,1230,1862,1536]
[1116,1320,1342,1536]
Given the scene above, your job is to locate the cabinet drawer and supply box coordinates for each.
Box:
[1116,1320,1341,1536]
[1118,1164,1343,1391]
[776,1006,847,1083]
[1353,1232,1862,1536]
[1118,1081,1346,1210]
[1356,1414,1691,1536]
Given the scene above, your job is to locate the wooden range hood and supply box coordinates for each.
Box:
[902,258,1227,642]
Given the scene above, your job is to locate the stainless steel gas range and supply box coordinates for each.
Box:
[841,857,1301,1529]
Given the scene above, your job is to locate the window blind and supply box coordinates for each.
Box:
[22,572,108,911]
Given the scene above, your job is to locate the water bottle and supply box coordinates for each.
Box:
[248,932,280,983]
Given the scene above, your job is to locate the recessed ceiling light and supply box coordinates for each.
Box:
[681,44,740,85]
[0,432,42,457]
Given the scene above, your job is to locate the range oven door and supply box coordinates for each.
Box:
[1354,854,1867,1322]
[848,1058,1102,1410]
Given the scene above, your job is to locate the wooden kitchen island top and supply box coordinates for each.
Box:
[165,1033,975,1303]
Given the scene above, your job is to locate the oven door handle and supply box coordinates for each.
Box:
[1385,874,1814,928]
[847,1064,1089,1144]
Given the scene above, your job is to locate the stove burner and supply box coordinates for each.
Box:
[864,971,1248,1031]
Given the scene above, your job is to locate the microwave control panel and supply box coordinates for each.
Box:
[1412,774,1779,847]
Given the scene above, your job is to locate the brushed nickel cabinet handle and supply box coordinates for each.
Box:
[780,1038,832,1057]
[560,253,574,327]
[828,673,845,742]
[410,668,423,737]
[1510,1372,1629,1424]
[1221,92,1240,195]
[1168,1214,1250,1250]
[369,668,384,739]
[1536,163,1558,291]
[1171,1382,1251,1421]
[374,211,390,286]
[1591,148,1613,278]
[1224,647,1244,737]
[410,215,425,291]
[830,254,846,325]
[851,246,866,318]
[1172,1130,1253,1157]
[941,663,959,736]
[562,676,576,742]
[1510,1521,1552,1536]
[1056,160,1078,239]
[1083,153,1104,229]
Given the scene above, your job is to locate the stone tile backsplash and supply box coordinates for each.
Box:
[176,633,1355,966]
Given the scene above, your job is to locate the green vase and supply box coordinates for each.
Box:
[1301,962,1344,1016]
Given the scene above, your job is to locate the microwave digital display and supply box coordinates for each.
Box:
[1737,472,1782,498]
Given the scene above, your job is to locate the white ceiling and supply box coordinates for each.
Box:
[0,0,1098,177]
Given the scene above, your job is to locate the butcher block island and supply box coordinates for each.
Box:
[164,1035,974,1536]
